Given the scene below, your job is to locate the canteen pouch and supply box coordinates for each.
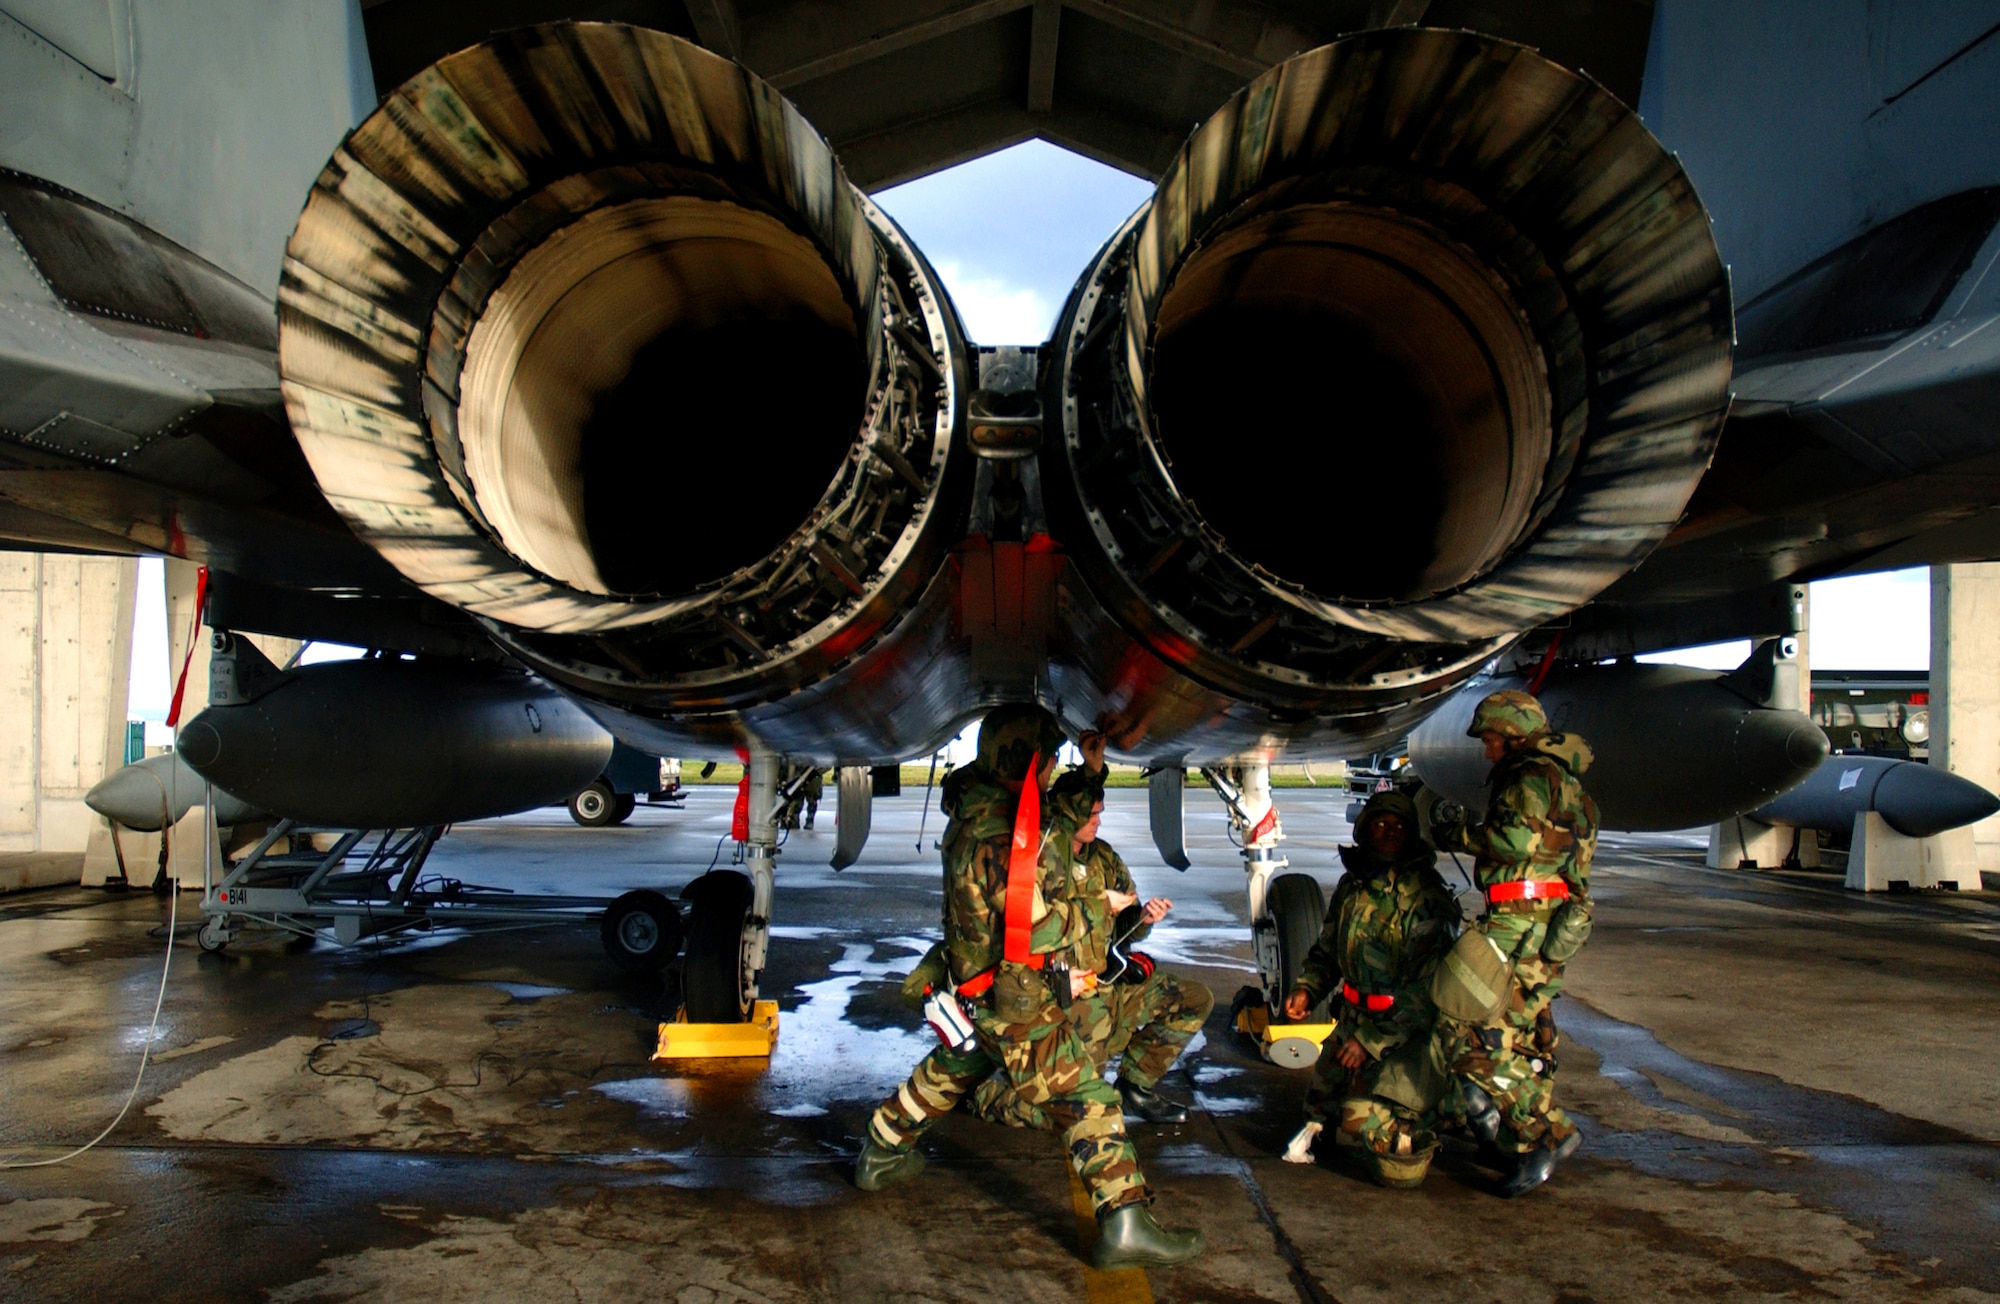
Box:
[1431,927,1512,1024]
[900,941,949,1012]
[922,986,978,1052]
[991,961,1046,1024]
[1540,899,1593,965]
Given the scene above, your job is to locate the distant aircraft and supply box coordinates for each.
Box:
[5,4,1995,1021]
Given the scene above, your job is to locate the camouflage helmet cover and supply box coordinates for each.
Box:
[1046,765,1101,805]
[1466,689,1548,741]
[1366,1145,1437,1190]
[975,703,1067,781]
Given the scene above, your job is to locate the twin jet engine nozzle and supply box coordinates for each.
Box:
[278,22,1732,765]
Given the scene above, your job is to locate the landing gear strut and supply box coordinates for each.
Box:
[679,754,779,1023]
[1207,763,1333,1066]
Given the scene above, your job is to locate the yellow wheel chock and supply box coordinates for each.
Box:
[653,1000,781,1060]
[1235,1001,1337,1069]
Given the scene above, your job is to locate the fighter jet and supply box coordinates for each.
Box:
[4,2,1996,1018]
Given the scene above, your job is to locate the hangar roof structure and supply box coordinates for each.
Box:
[358,0,1658,189]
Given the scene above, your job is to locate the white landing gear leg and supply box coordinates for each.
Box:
[742,753,780,1005]
[1208,764,1332,1067]
[1205,763,1287,1006]
[679,753,782,1023]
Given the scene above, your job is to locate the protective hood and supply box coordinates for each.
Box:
[941,764,1013,837]
[1529,730,1594,777]
[974,703,1066,782]
[1341,789,1433,877]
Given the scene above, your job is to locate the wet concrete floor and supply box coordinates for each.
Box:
[4,788,1999,1302]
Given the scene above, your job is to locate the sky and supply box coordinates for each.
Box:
[127,141,1938,733]
[874,139,1153,345]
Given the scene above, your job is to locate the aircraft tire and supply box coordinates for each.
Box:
[569,780,617,827]
[602,889,684,973]
[681,871,755,1022]
[1267,873,1329,1023]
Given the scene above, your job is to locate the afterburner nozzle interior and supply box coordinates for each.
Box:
[459,197,865,598]
[1149,205,1550,604]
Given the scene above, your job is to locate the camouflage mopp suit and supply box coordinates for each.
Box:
[1434,690,1599,1179]
[862,706,1149,1215]
[973,777,1213,1129]
[1292,789,1459,1188]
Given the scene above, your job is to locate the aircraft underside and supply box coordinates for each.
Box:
[7,18,1999,1015]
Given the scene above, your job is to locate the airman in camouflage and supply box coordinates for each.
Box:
[1279,790,1459,1188]
[856,705,1204,1269]
[1432,688,1599,1197]
[974,780,1214,1129]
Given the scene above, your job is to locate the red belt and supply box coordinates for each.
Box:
[1486,879,1569,903]
[1341,982,1395,1012]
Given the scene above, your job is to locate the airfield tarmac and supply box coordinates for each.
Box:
[3,787,1999,1303]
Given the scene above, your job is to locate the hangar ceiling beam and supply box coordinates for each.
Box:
[840,98,1040,191]
[841,89,1180,189]
[1064,0,1292,80]
[765,0,1033,90]
[681,0,741,57]
[1027,0,1061,113]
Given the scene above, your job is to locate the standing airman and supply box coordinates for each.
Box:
[1432,689,1598,1197]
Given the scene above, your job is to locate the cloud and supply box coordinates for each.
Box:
[931,260,1055,344]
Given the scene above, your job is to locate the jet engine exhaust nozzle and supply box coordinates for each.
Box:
[278,22,967,711]
[1043,28,1735,735]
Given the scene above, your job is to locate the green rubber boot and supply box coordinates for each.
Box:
[854,1137,925,1192]
[1091,1203,1204,1270]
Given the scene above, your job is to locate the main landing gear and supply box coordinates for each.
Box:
[675,753,781,1024]
[1206,763,1336,1067]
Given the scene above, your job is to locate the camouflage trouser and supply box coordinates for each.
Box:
[974,971,1213,1127]
[1303,1029,1443,1186]
[1440,929,1575,1155]
[867,1010,1150,1215]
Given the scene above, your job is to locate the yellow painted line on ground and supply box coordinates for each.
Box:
[1066,1166,1154,1304]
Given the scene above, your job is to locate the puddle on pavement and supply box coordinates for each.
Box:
[1128,926,1258,973]
[480,982,567,1001]
[1193,1092,1261,1116]
[591,936,938,1128]
[566,1149,839,1206]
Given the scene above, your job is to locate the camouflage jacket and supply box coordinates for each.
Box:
[1295,843,1458,1058]
[939,767,1107,986]
[1061,837,1150,975]
[937,762,1104,868]
[1448,731,1599,897]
